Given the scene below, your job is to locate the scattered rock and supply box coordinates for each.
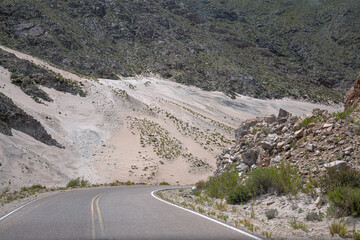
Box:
[278,108,291,119]
[324,161,347,170]
[305,143,315,152]
[294,129,304,138]
[241,150,259,166]
[344,73,360,109]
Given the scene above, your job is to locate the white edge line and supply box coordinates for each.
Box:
[0,198,39,221]
[0,192,60,222]
[151,189,263,240]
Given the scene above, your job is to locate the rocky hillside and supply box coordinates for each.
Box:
[0,0,359,102]
[216,76,360,177]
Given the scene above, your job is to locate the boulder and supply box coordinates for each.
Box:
[344,73,360,109]
[236,162,248,172]
[278,108,291,119]
[265,114,277,124]
[270,155,282,164]
[260,141,273,150]
[294,129,304,138]
[324,160,347,170]
[241,149,259,166]
[305,143,315,152]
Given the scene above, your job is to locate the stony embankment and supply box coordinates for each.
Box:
[160,74,360,240]
[216,106,359,178]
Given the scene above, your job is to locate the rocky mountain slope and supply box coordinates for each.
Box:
[0,0,359,102]
[0,45,338,192]
[216,106,359,177]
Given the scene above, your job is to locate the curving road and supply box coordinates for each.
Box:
[0,186,261,240]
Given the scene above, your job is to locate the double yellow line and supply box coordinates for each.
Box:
[91,193,105,240]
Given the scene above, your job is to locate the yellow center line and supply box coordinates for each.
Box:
[96,195,105,236]
[91,194,102,240]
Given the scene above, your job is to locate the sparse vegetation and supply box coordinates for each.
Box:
[289,217,309,232]
[329,219,349,237]
[226,161,302,204]
[214,201,228,211]
[321,166,360,217]
[66,178,89,188]
[305,211,324,222]
[159,182,170,185]
[265,209,279,220]
[205,170,238,199]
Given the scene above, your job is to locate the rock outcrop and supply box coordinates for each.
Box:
[345,73,360,109]
[216,107,360,176]
[0,93,61,147]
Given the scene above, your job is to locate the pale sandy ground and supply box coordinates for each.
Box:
[162,188,360,240]
[0,45,341,192]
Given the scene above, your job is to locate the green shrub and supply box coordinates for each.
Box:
[329,219,349,237]
[66,178,89,188]
[332,106,356,121]
[159,181,170,185]
[247,161,302,197]
[327,186,360,216]
[205,170,238,198]
[321,167,360,193]
[321,167,360,217]
[226,184,250,204]
[195,180,206,189]
[224,162,301,204]
[296,116,318,129]
[125,180,134,185]
[265,209,279,220]
[289,217,308,232]
[214,201,228,211]
[305,211,324,222]
[28,184,45,190]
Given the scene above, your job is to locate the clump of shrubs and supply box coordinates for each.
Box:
[226,162,302,204]
[205,170,238,199]
[265,209,279,220]
[66,178,89,188]
[159,181,170,185]
[305,211,324,222]
[321,166,360,217]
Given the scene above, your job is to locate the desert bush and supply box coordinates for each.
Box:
[214,201,228,211]
[289,217,308,232]
[305,211,324,222]
[159,181,170,185]
[205,170,238,198]
[327,186,360,216]
[66,178,81,188]
[195,180,206,189]
[265,209,279,220]
[329,219,349,237]
[227,184,251,204]
[296,116,318,129]
[321,167,360,193]
[321,167,360,216]
[225,162,301,204]
[124,180,134,186]
[28,184,46,190]
[332,106,355,121]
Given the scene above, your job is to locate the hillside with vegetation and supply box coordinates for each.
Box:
[0,0,359,102]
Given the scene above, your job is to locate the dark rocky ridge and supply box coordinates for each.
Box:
[0,0,358,102]
[0,92,61,147]
[0,49,86,103]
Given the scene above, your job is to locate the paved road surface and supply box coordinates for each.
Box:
[0,186,261,240]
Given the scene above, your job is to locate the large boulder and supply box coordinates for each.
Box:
[344,73,360,109]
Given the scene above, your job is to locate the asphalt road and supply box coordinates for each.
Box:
[0,186,261,240]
